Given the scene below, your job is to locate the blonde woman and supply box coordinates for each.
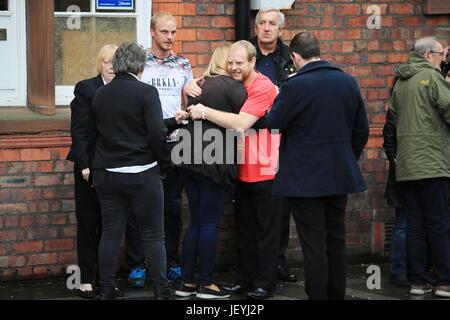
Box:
[66,44,118,299]
[174,45,247,299]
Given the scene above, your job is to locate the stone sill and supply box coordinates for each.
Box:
[0,107,70,135]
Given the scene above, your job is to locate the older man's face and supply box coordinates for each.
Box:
[428,42,445,70]
[255,11,282,47]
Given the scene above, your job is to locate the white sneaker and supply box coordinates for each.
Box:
[410,284,432,295]
[434,286,450,298]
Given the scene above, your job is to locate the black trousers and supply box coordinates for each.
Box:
[399,178,450,286]
[235,180,281,291]
[94,167,168,290]
[126,144,183,270]
[289,195,348,300]
[278,198,292,267]
[73,164,102,285]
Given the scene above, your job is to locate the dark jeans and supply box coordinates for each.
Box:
[399,178,450,286]
[94,167,168,290]
[235,180,281,291]
[125,143,183,270]
[74,164,102,285]
[289,195,348,300]
[389,207,407,278]
[180,169,228,285]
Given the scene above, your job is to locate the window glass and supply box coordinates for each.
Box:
[54,0,91,12]
[55,17,136,85]
[0,0,8,11]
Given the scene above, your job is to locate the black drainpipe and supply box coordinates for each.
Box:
[235,0,250,41]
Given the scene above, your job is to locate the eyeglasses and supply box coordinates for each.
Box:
[429,51,445,57]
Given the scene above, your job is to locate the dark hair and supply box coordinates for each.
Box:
[113,42,146,75]
[289,32,321,60]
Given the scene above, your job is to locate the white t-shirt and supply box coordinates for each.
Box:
[140,50,193,119]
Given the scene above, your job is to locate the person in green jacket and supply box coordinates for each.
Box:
[390,36,450,298]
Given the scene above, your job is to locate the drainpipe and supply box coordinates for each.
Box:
[235,0,250,41]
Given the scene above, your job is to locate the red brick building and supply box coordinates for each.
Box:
[0,0,449,281]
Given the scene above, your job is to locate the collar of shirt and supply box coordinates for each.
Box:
[127,72,140,81]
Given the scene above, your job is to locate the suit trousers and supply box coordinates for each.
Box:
[235,180,281,291]
[289,195,348,300]
[73,164,102,284]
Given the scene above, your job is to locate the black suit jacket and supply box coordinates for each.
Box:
[89,73,170,170]
[67,75,104,170]
[267,61,369,197]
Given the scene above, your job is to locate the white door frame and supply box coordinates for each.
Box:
[55,0,152,106]
[0,0,27,106]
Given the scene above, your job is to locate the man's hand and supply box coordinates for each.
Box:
[81,168,90,182]
[187,104,207,120]
[175,110,190,124]
[183,78,203,98]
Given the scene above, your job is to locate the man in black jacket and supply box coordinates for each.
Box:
[266,32,369,300]
[251,8,297,283]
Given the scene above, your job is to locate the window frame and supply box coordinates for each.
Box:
[0,0,27,107]
[54,0,151,105]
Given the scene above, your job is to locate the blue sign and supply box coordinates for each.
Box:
[96,0,134,10]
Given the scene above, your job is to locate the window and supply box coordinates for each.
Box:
[0,0,8,11]
[54,0,151,105]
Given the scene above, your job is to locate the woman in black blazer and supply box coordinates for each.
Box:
[90,42,178,300]
[66,44,117,299]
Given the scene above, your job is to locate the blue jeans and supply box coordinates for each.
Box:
[389,207,407,278]
[180,169,228,286]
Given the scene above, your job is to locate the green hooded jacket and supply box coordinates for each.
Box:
[390,52,450,181]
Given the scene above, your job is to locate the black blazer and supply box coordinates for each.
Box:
[66,75,104,170]
[267,61,369,197]
[89,73,170,170]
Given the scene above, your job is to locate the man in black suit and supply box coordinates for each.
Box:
[66,44,117,299]
[266,32,369,300]
[89,42,172,300]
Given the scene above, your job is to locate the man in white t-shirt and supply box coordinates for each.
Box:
[126,12,193,287]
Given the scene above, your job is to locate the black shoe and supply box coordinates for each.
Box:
[247,288,273,300]
[76,288,96,299]
[196,285,230,299]
[277,265,298,282]
[154,285,173,300]
[99,287,124,300]
[221,283,251,294]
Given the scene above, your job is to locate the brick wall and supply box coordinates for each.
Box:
[0,134,75,280]
[1,0,449,280]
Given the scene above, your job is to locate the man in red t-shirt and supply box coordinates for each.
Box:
[188,40,280,300]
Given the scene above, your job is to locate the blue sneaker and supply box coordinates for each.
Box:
[167,266,182,281]
[128,267,146,288]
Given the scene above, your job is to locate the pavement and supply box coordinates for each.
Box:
[0,263,447,301]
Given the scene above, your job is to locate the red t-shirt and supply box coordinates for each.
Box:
[238,73,280,183]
